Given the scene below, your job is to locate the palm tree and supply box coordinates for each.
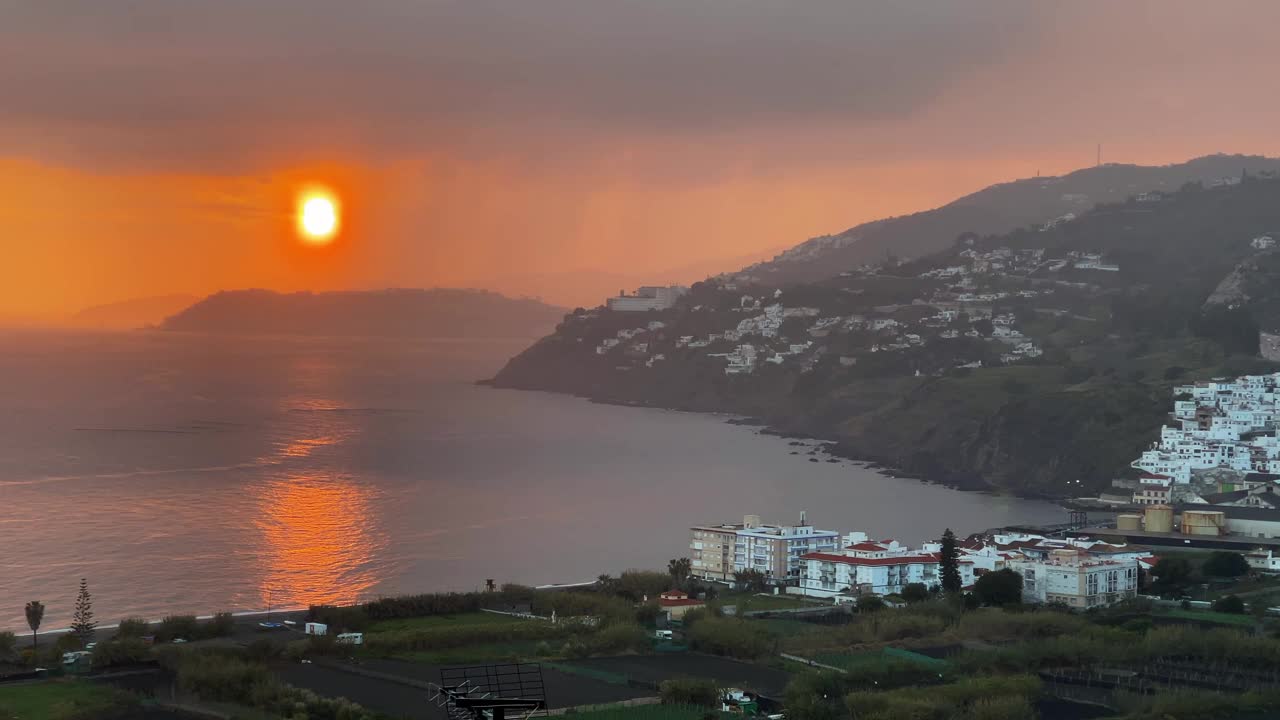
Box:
[25,601,44,652]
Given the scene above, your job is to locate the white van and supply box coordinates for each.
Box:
[654,630,674,640]
[336,632,364,645]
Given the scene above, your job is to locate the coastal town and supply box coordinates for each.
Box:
[689,513,1146,610]
[583,220,1277,382]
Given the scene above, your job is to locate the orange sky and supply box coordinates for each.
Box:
[4,1,1280,318]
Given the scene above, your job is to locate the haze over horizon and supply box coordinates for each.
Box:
[6,1,1280,318]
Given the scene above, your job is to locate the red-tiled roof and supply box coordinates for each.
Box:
[1139,472,1172,480]
[802,552,971,566]
[846,542,888,552]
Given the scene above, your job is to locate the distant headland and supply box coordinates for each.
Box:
[157,288,566,339]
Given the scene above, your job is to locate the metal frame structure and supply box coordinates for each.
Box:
[429,663,549,720]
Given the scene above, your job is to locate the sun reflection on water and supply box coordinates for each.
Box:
[253,470,387,608]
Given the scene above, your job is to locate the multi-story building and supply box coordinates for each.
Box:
[689,523,740,582]
[1009,550,1138,608]
[1132,473,1173,505]
[689,514,839,585]
[606,285,688,312]
[798,539,975,598]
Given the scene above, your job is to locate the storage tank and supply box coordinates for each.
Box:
[1144,504,1174,533]
[1117,514,1142,531]
[1182,510,1226,536]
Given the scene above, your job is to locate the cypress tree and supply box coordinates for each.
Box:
[940,529,962,594]
[71,578,96,643]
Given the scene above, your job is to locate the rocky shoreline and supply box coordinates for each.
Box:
[482,377,1071,502]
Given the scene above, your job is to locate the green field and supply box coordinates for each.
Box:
[367,611,525,633]
[754,617,827,637]
[1157,608,1257,627]
[392,639,555,665]
[0,680,136,720]
[814,647,947,672]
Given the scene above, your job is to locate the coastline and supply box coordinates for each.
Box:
[479,377,1073,504]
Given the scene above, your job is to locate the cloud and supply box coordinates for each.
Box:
[0,1,1046,172]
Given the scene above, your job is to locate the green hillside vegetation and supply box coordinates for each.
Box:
[495,174,1280,496]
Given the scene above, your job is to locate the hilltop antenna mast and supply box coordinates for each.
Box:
[1096,143,1102,167]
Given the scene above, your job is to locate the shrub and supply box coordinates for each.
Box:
[687,617,771,659]
[846,675,1040,720]
[308,604,370,632]
[156,615,199,642]
[617,571,673,601]
[635,603,661,625]
[1212,595,1246,614]
[0,631,15,661]
[680,605,722,630]
[901,583,930,603]
[116,618,150,639]
[53,634,84,655]
[245,638,287,662]
[973,569,1023,607]
[209,612,235,637]
[587,623,649,655]
[660,678,719,707]
[176,652,272,703]
[964,695,1036,720]
[845,659,949,691]
[855,596,885,613]
[90,639,153,669]
[1202,552,1250,578]
[955,609,1089,641]
[870,614,948,642]
[786,671,850,720]
[365,619,574,654]
[364,592,487,620]
[170,647,379,719]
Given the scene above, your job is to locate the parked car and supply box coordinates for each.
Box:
[61,651,91,665]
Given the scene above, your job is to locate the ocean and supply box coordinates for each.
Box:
[0,329,1067,630]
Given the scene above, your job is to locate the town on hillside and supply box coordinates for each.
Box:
[1073,369,1280,567]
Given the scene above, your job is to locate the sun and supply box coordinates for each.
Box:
[297,191,339,244]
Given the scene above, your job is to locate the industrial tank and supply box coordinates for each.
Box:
[1144,504,1174,533]
[1117,514,1142,531]
[1182,509,1226,536]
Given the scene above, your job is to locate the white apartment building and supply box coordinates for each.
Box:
[798,538,975,598]
[690,514,839,585]
[1010,550,1138,609]
[606,285,688,312]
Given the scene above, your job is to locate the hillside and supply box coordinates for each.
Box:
[72,294,198,329]
[159,289,566,339]
[493,173,1280,497]
[736,154,1280,285]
